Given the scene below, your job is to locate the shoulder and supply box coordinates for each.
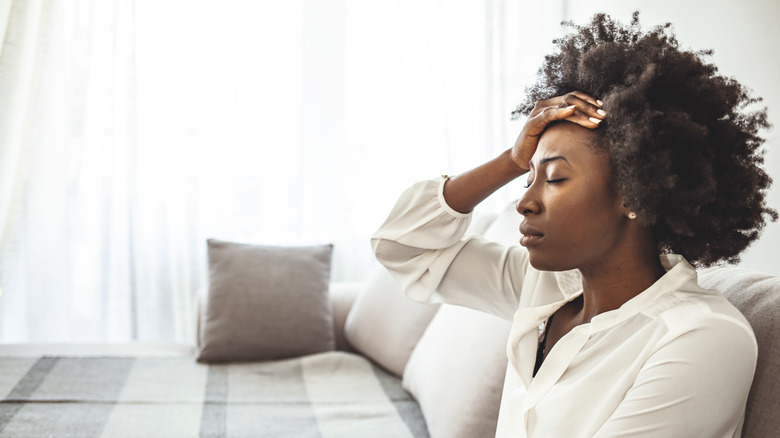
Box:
[643,282,757,359]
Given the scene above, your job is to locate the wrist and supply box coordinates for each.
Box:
[502,148,530,176]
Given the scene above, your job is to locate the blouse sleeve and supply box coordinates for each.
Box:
[371,176,531,320]
[593,313,757,437]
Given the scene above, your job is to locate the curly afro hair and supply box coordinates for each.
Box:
[514,11,777,267]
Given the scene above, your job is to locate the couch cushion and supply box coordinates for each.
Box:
[197,239,335,362]
[343,210,498,377]
[0,352,430,437]
[344,263,440,377]
[329,282,362,352]
[697,266,780,438]
[402,304,511,438]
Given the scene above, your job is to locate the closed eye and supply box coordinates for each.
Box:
[524,178,566,189]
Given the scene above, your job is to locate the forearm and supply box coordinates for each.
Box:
[443,148,527,213]
[371,177,527,316]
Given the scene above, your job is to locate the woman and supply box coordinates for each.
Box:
[372,13,776,438]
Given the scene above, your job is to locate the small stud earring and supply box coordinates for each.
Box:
[627,212,637,220]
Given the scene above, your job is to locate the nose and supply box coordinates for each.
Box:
[516,190,541,216]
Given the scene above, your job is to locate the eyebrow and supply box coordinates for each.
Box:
[529,155,572,168]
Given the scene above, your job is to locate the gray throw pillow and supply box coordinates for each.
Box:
[197,239,335,363]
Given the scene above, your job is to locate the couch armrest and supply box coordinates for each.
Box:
[330,282,363,352]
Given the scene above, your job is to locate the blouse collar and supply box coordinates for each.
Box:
[507,254,698,386]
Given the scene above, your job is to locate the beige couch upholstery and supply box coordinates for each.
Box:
[697,267,780,438]
[334,201,780,438]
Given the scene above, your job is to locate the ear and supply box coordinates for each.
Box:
[617,197,637,220]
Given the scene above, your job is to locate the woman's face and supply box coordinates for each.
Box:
[516,122,627,272]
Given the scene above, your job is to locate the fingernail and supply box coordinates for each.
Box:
[589,117,602,124]
[596,100,604,106]
[566,105,576,109]
[597,109,607,116]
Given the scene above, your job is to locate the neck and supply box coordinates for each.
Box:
[577,239,666,323]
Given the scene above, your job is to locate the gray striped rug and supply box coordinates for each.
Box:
[0,352,429,437]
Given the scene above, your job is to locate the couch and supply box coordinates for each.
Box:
[0,201,777,438]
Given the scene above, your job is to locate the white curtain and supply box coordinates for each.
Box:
[0,0,564,343]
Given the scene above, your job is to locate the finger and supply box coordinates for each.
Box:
[568,91,602,108]
[525,105,577,136]
[531,92,604,118]
[559,92,607,121]
[544,104,577,122]
[564,108,605,129]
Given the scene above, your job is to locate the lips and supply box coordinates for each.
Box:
[519,223,544,247]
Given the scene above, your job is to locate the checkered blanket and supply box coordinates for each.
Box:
[0,351,429,437]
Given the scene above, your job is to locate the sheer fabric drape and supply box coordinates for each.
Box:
[0,0,564,343]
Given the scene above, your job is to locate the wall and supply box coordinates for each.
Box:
[561,0,780,275]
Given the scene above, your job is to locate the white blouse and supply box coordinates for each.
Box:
[372,177,757,438]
